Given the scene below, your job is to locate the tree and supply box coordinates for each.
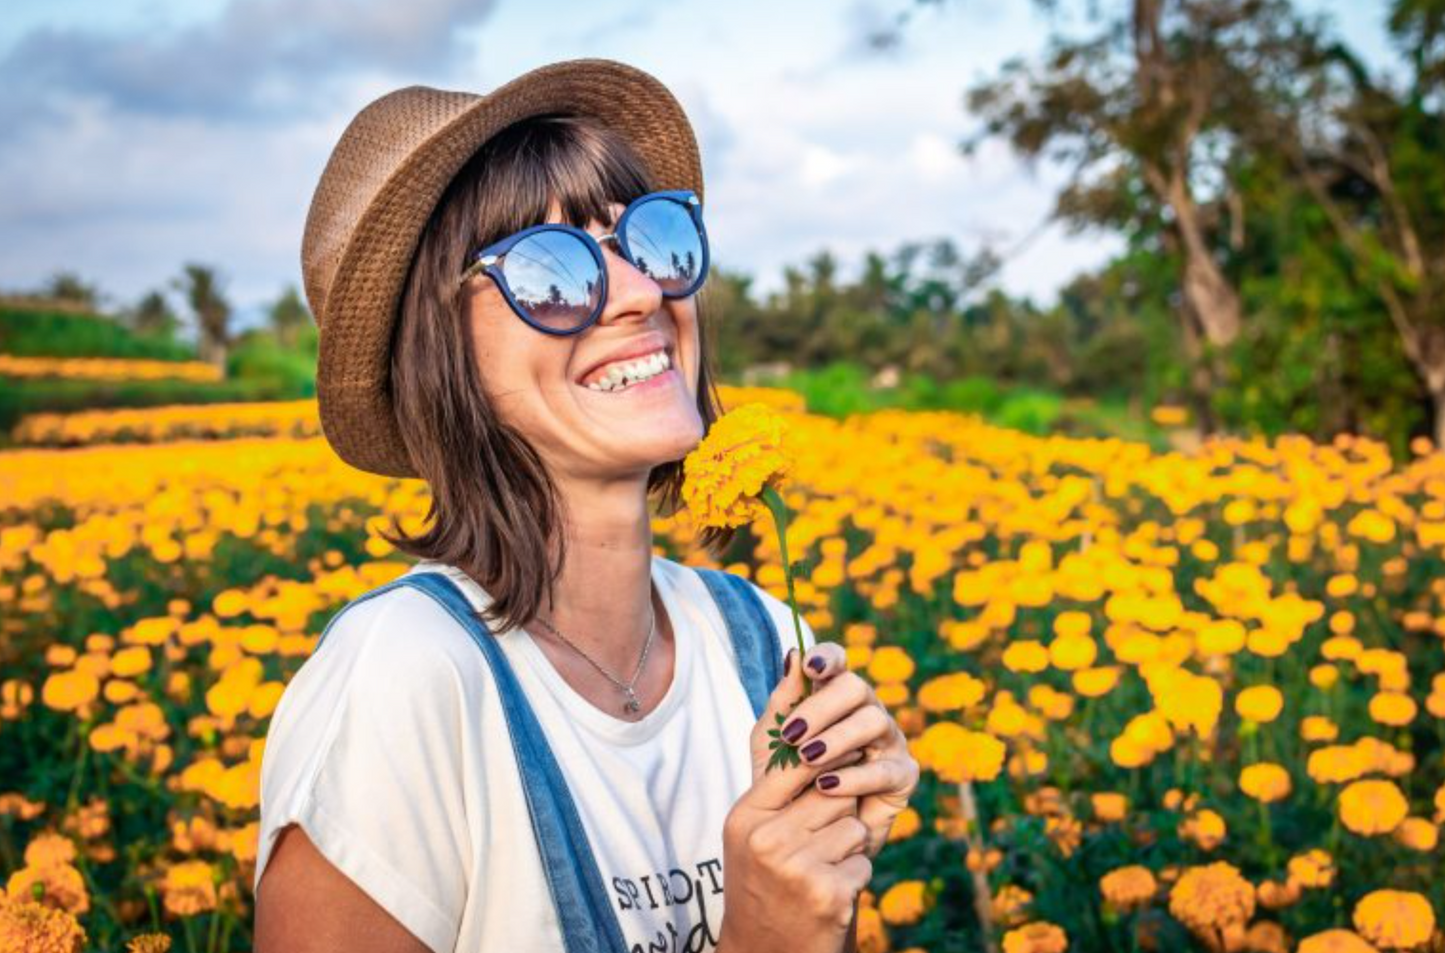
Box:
[39,270,103,311]
[965,0,1312,426]
[125,290,181,339]
[1243,0,1445,444]
[268,284,312,349]
[174,264,232,370]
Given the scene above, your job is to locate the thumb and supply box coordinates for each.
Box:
[750,647,807,783]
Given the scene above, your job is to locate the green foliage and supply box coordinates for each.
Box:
[0,305,194,361]
[225,325,317,396]
[0,378,297,435]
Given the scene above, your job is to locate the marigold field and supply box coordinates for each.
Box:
[3,386,1445,953]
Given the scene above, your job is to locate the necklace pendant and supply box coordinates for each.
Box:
[623,689,641,713]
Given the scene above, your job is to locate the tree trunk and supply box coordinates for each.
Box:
[1168,174,1243,347]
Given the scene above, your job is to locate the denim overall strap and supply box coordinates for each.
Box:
[318,570,629,953]
[692,568,784,720]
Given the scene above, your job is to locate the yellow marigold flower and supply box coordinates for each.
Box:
[1002,640,1049,674]
[867,646,915,683]
[854,905,887,953]
[1300,716,1339,743]
[1287,849,1335,889]
[1257,877,1301,909]
[0,893,86,953]
[1297,930,1380,953]
[1053,611,1092,639]
[1168,862,1255,941]
[917,672,987,713]
[1002,921,1068,953]
[909,723,1005,783]
[1073,666,1121,698]
[1352,890,1435,950]
[1239,763,1291,803]
[6,862,90,915]
[1100,865,1157,911]
[1196,618,1246,656]
[159,860,217,917]
[1339,779,1408,836]
[877,879,931,926]
[1310,664,1340,689]
[1048,633,1096,671]
[1393,817,1438,852]
[1368,691,1416,727]
[681,403,792,529]
[1308,745,1368,784]
[23,834,77,870]
[40,670,99,713]
[1091,792,1128,823]
[1346,509,1396,544]
[1178,809,1227,851]
[127,933,173,953]
[886,807,921,843]
[991,885,1033,927]
[1234,685,1283,723]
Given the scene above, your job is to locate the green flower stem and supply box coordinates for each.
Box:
[760,484,813,774]
[761,485,811,698]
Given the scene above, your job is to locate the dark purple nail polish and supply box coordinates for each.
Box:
[802,739,827,761]
[808,655,826,673]
[818,774,840,790]
[782,718,807,744]
[784,649,794,676]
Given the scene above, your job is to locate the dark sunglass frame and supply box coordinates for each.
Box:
[458,189,709,337]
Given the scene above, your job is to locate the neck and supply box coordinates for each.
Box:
[526,472,664,676]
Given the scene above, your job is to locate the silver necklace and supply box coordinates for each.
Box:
[534,594,658,714]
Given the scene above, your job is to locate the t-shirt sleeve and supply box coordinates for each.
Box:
[255,589,474,953]
[748,580,818,665]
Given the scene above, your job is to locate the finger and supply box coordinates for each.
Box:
[748,648,831,806]
[788,748,866,790]
[812,754,916,797]
[775,671,873,755]
[802,642,848,682]
[790,813,870,866]
[795,704,895,770]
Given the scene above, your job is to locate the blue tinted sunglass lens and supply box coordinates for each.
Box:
[624,198,705,295]
[501,230,603,331]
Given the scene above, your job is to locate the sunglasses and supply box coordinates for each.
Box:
[458,189,709,336]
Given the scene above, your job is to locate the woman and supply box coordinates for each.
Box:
[252,59,919,953]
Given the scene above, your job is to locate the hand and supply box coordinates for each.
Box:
[720,644,872,953]
[781,643,920,860]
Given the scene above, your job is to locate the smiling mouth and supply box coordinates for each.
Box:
[579,346,675,392]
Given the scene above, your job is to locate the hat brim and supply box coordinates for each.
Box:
[313,59,704,478]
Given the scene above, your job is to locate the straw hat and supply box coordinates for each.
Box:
[300,58,705,478]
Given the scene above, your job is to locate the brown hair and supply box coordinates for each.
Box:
[380,113,735,634]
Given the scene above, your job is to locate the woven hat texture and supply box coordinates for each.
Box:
[301,58,704,477]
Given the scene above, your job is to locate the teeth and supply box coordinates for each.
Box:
[584,349,671,392]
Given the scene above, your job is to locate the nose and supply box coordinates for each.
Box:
[594,237,663,327]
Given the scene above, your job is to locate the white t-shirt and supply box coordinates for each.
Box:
[255,554,816,953]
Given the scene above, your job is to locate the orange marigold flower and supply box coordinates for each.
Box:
[681,403,792,529]
[1234,685,1283,723]
[877,879,932,926]
[1287,849,1335,889]
[1179,809,1227,851]
[1352,890,1435,950]
[1339,779,1408,836]
[127,933,174,953]
[1091,792,1129,824]
[1100,865,1157,911]
[1002,921,1068,953]
[991,885,1033,928]
[1297,929,1380,953]
[1393,817,1438,852]
[0,893,86,953]
[159,860,217,917]
[1239,763,1291,803]
[1168,862,1255,942]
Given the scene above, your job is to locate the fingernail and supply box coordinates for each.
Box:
[781,718,807,744]
[818,774,840,790]
[784,649,795,677]
[807,655,826,673]
[802,739,827,761]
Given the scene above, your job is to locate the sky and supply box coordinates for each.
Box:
[0,0,1396,330]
